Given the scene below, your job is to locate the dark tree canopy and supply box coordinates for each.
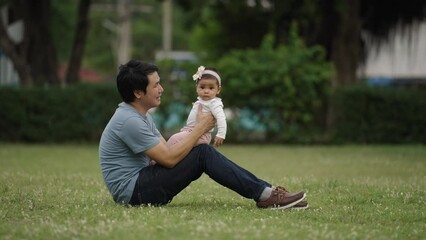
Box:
[361,0,426,38]
[174,0,426,86]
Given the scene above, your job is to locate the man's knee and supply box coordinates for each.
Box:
[194,143,216,154]
[192,144,219,165]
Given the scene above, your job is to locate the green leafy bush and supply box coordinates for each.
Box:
[216,30,333,143]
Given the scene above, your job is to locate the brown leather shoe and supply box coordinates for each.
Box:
[256,188,305,209]
[276,186,309,209]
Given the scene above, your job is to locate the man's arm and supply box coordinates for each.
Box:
[144,105,215,168]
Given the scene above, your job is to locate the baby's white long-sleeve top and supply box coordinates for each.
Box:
[185,97,227,139]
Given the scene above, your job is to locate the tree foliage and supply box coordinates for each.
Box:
[175,0,426,87]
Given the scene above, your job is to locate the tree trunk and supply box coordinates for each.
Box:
[0,1,33,86]
[162,0,172,54]
[66,0,92,84]
[26,0,60,85]
[0,0,63,86]
[0,15,33,86]
[117,0,132,65]
[326,0,361,132]
[330,0,361,88]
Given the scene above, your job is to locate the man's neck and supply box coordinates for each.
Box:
[129,101,148,116]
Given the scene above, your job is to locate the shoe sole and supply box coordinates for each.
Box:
[291,204,309,210]
[269,193,306,210]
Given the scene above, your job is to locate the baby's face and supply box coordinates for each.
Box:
[196,78,221,101]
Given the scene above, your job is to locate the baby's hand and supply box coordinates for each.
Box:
[214,137,224,147]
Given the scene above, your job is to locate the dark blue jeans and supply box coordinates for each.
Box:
[129,144,271,206]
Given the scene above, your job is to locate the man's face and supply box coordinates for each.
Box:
[141,72,163,108]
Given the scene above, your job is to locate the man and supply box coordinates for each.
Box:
[99,60,308,209]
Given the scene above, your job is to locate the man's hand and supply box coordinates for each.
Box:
[195,104,216,132]
[144,105,216,169]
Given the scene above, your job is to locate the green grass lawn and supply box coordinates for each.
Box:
[0,144,425,240]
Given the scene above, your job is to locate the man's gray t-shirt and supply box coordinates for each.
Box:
[99,102,160,204]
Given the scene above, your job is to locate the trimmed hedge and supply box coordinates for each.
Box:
[332,85,426,143]
[1,83,425,143]
[0,84,121,143]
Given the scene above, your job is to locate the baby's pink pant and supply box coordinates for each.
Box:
[166,127,211,147]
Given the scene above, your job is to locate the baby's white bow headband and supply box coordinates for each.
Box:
[192,66,221,86]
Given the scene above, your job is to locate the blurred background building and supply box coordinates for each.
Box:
[361,21,426,86]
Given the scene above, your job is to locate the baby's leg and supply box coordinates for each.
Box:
[196,132,212,145]
[166,131,191,147]
[167,130,212,147]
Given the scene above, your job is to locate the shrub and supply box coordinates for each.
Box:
[216,29,333,143]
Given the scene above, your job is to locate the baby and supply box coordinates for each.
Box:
[167,66,227,147]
